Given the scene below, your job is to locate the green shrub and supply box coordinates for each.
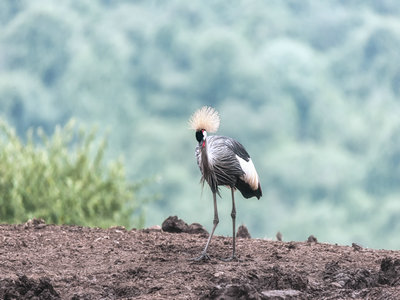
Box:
[0,119,143,228]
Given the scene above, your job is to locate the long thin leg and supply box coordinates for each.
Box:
[191,192,219,261]
[231,187,236,259]
[222,188,237,261]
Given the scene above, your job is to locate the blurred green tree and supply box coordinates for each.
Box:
[0,119,144,228]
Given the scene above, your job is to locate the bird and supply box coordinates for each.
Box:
[188,106,262,261]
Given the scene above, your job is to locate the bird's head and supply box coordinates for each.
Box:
[189,106,220,148]
[196,129,207,148]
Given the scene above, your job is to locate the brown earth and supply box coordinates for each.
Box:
[1,217,400,299]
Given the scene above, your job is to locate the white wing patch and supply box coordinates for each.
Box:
[236,155,259,190]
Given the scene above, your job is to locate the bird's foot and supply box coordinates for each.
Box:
[189,252,210,262]
[219,255,240,262]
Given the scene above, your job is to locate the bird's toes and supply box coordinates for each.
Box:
[189,253,211,262]
[220,255,240,262]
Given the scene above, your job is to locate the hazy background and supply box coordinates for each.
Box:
[1,0,400,249]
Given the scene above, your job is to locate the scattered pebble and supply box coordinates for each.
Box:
[236,224,251,239]
[262,289,303,298]
[352,243,363,251]
[307,235,318,243]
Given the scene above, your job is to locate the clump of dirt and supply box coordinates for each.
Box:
[0,274,59,300]
[1,216,400,299]
[204,283,260,300]
[162,215,208,235]
[323,260,378,289]
[379,257,400,286]
[307,235,318,243]
[236,225,251,239]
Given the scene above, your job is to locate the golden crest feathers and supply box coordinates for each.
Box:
[189,106,220,133]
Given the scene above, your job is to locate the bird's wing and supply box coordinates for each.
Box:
[224,138,251,162]
[200,136,241,187]
[223,137,261,194]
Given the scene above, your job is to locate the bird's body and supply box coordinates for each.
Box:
[189,106,262,261]
[196,135,262,199]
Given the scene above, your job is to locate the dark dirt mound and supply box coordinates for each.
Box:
[1,217,400,299]
[161,216,208,235]
[0,275,60,300]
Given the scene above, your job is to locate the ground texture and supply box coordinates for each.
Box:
[1,217,400,299]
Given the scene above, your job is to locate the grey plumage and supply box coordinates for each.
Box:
[196,135,261,199]
[196,135,245,195]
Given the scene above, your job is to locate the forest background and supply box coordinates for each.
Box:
[1,0,400,249]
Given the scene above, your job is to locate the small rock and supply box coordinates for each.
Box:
[24,218,46,229]
[214,271,224,278]
[307,235,318,243]
[236,224,251,239]
[287,242,296,250]
[261,289,302,298]
[352,243,363,251]
[109,225,126,231]
[187,223,208,235]
[330,282,343,288]
[161,216,189,233]
[216,284,259,299]
[146,225,162,231]
[276,231,282,241]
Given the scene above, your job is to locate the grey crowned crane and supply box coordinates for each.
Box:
[189,106,262,261]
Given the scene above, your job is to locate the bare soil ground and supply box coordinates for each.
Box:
[1,217,400,299]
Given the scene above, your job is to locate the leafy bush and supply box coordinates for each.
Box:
[0,119,143,228]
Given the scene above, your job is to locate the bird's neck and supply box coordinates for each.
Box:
[201,138,206,149]
[200,140,207,163]
[200,140,218,193]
